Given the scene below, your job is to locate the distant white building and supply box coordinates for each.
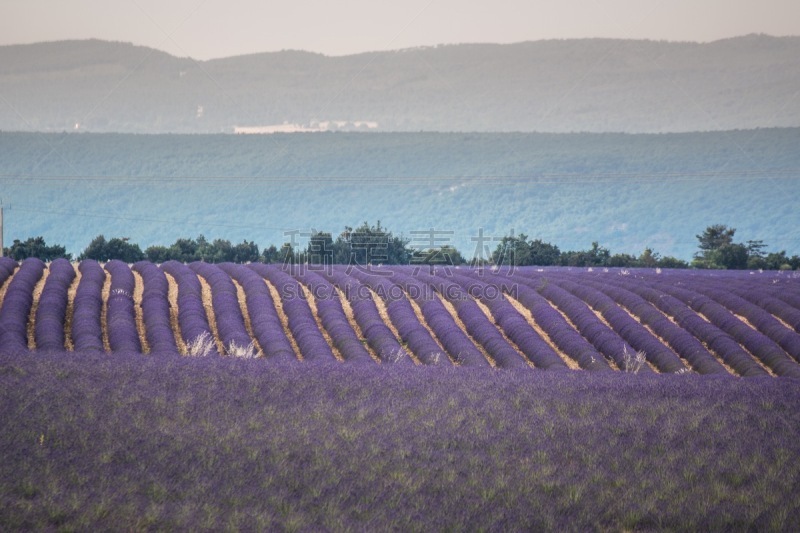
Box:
[234,120,378,134]
[234,123,318,134]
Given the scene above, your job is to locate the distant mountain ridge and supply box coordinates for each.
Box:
[0,35,799,133]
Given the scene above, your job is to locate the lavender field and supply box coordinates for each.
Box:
[1,257,800,530]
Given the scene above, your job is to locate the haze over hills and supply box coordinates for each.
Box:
[1,35,798,134]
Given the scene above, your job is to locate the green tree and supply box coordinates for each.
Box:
[711,243,749,270]
[167,237,200,263]
[491,233,531,266]
[231,240,259,263]
[696,224,736,253]
[4,236,71,261]
[528,239,561,266]
[694,224,736,268]
[306,231,334,265]
[79,235,144,263]
[145,245,170,263]
[261,244,281,263]
[638,247,659,268]
[336,221,411,265]
[656,255,689,269]
[490,234,560,266]
[607,253,637,267]
[277,242,298,264]
[560,242,610,267]
[411,245,465,267]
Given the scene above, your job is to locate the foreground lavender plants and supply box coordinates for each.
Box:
[1,350,798,531]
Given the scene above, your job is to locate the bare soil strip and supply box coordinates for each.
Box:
[333,286,381,363]
[731,312,778,376]
[522,294,589,370]
[0,267,17,315]
[472,296,531,368]
[64,264,80,351]
[404,292,449,360]
[613,296,739,376]
[25,268,46,349]
[435,293,496,367]
[163,272,187,355]
[231,278,264,357]
[651,300,742,376]
[101,268,111,353]
[26,266,49,350]
[263,278,304,361]
[583,306,625,372]
[131,270,150,354]
[504,293,580,370]
[197,274,225,355]
[296,281,344,362]
[365,287,421,365]
[767,311,796,333]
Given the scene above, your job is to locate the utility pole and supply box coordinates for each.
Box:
[0,200,4,258]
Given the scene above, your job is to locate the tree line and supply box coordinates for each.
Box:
[3,222,799,271]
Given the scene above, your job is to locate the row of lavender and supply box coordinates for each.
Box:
[1,258,800,377]
[507,267,800,378]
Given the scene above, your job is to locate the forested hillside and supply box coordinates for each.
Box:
[1,35,798,133]
[1,129,798,260]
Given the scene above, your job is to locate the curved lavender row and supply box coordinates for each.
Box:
[348,268,449,365]
[522,274,659,373]
[217,263,296,361]
[189,262,253,354]
[411,269,520,368]
[104,260,142,353]
[744,281,800,315]
[462,273,612,371]
[570,273,731,375]
[160,260,217,353]
[679,278,800,363]
[714,274,800,314]
[249,263,336,362]
[533,274,687,373]
[290,269,373,363]
[591,274,759,376]
[321,266,412,364]
[34,258,76,351]
[389,268,486,366]
[0,256,17,285]
[71,260,106,352]
[446,271,569,370]
[0,257,44,353]
[727,284,800,334]
[131,261,179,354]
[642,278,800,378]
[412,269,537,369]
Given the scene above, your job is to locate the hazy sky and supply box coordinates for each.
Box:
[2,0,799,59]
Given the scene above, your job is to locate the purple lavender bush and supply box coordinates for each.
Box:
[34,258,75,351]
[0,258,44,354]
[321,266,412,364]
[189,262,254,357]
[249,263,336,362]
[160,260,217,355]
[104,260,142,353]
[71,260,106,353]
[289,268,374,364]
[132,261,178,354]
[218,263,297,361]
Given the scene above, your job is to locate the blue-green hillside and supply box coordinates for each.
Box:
[1,128,798,260]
